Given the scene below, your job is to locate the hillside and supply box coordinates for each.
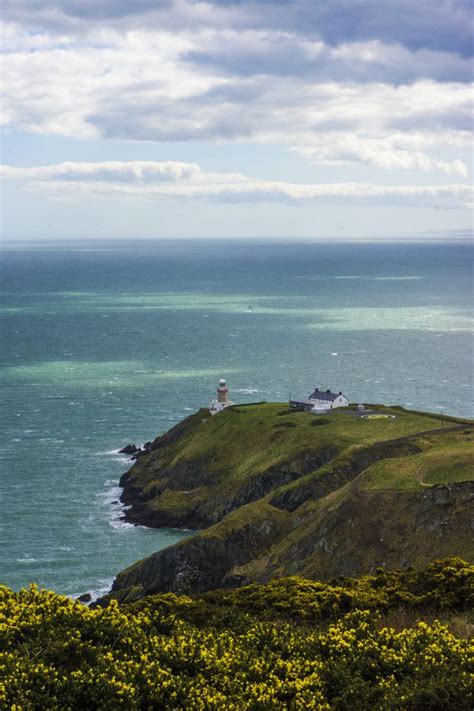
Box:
[112,403,473,602]
[2,560,473,709]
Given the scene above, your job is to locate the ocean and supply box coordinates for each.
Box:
[1,239,473,597]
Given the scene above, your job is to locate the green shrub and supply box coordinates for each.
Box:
[1,559,472,710]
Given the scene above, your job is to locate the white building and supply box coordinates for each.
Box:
[290,387,349,412]
[209,378,235,414]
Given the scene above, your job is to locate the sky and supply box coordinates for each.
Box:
[1,0,473,240]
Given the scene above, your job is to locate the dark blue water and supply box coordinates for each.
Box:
[1,240,472,596]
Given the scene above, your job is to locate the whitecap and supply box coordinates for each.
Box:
[98,481,123,498]
[72,578,115,602]
[97,481,135,532]
[109,518,136,531]
[95,448,129,458]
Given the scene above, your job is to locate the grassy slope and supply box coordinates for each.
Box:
[121,403,469,528]
[145,404,460,476]
[109,404,473,600]
[362,436,473,491]
[234,429,474,584]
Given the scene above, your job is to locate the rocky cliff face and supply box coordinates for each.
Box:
[112,502,291,600]
[107,404,473,603]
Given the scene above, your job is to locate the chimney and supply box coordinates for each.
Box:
[326,389,330,393]
[339,391,342,395]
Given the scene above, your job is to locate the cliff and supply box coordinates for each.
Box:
[110,403,473,602]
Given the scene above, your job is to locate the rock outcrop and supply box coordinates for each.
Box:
[119,444,140,455]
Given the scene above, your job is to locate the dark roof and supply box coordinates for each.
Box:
[309,389,344,402]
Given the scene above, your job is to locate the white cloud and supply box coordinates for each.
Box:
[1,6,472,178]
[294,132,470,176]
[2,160,472,207]
[2,26,471,177]
[1,161,202,182]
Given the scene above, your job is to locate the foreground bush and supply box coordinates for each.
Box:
[199,557,474,624]
[1,559,473,710]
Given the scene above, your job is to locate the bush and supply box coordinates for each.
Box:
[1,559,472,710]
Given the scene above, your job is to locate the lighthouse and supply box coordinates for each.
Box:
[217,378,229,404]
[209,378,235,414]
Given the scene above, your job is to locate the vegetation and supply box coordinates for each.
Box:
[113,404,472,599]
[362,437,473,491]
[133,403,466,487]
[201,557,474,623]
[122,403,470,530]
[1,559,472,710]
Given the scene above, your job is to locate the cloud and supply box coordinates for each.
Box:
[1,3,472,178]
[185,34,473,84]
[3,1,472,57]
[1,161,202,182]
[3,160,472,207]
[2,28,471,174]
[294,132,470,176]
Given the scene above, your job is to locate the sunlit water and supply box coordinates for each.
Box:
[0,240,472,596]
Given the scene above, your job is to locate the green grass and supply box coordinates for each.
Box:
[124,402,472,531]
[145,403,466,484]
[201,500,290,541]
[363,439,474,491]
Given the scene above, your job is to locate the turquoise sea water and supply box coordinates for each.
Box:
[1,240,473,597]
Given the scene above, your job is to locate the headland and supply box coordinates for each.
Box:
[107,402,473,603]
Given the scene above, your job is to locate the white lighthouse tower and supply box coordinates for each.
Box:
[217,378,229,404]
[209,378,235,414]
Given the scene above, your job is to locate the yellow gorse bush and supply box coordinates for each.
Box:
[0,560,473,710]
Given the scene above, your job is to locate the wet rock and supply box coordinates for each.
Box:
[119,444,139,455]
[78,593,91,603]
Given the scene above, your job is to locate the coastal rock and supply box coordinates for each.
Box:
[119,444,139,455]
